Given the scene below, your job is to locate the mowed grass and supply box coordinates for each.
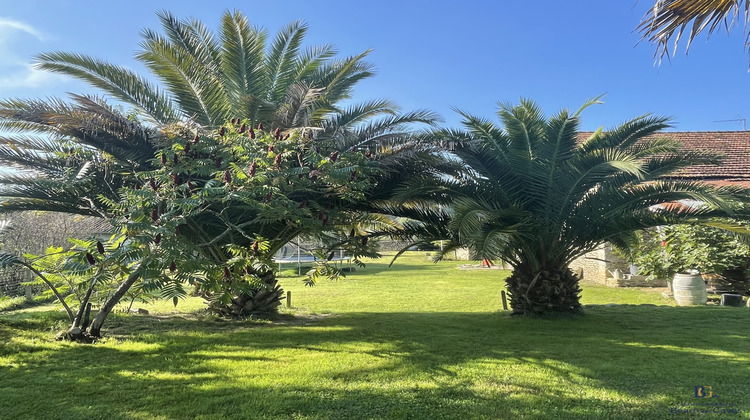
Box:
[0,252,748,419]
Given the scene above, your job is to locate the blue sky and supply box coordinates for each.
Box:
[1,0,749,131]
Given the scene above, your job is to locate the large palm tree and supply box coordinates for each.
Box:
[392,98,749,315]
[639,0,750,62]
[0,10,439,316]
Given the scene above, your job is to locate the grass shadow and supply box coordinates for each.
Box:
[1,305,748,419]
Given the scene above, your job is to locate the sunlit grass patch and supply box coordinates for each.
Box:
[0,252,748,419]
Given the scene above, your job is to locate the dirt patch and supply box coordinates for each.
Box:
[457,264,506,270]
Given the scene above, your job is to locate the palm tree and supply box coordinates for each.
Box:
[393,98,748,315]
[638,0,750,62]
[0,10,439,317]
[34,10,376,129]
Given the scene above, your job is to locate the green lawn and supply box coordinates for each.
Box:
[1,252,748,419]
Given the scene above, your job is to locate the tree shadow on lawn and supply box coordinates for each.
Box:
[1,306,748,419]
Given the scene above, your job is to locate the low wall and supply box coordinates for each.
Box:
[569,245,667,287]
[605,275,668,288]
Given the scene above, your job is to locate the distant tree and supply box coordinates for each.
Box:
[0,212,107,256]
[0,212,106,296]
[638,0,750,62]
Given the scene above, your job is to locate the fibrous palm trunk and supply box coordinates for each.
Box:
[209,271,285,317]
[505,266,582,315]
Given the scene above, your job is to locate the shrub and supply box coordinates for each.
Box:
[620,224,750,280]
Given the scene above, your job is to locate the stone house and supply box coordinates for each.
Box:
[570,131,750,287]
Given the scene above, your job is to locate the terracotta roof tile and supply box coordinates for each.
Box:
[578,131,750,183]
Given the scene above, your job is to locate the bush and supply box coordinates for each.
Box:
[620,224,750,280]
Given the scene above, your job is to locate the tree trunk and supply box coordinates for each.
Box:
[87,268,142,337]
[58,266,143,341]
[208,270,284,317]
[505,266,582,315]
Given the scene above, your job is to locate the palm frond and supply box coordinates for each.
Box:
[219,10,268,111]
[312,52,375,103]
[137,29,230,126]
[264,20,308,105]
[637,0,750,63]
[34,52,178,124]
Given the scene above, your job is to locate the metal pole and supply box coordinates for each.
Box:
[297,242,301,275]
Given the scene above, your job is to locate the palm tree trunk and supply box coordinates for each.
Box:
[208,270,284,317]
[505,265,582,315]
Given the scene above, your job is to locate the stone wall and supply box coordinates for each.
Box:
[569,244,667,287]
[569,245,627,285]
